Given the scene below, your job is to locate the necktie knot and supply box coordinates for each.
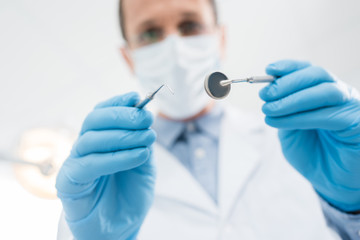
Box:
[175,122,201,144]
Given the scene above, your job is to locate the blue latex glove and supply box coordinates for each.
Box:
[56,92,156,240]
[259,60,360,212]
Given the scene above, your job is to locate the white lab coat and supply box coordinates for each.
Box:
[58,106,338,240]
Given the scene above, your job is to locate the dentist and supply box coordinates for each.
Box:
[56,0,360,239]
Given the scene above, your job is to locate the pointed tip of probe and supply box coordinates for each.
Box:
[151,84,174,98]
[154,84,165,94]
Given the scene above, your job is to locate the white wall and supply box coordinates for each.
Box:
[0,0,359,239]
[220,0,360,110]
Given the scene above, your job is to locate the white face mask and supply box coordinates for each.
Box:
[131,34,222,120]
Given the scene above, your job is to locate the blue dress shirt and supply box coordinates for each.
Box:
[152,104,360,239]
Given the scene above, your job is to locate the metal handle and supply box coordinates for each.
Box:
[135,97,153,109]
[220,75,276,86]
[249,75,276,83]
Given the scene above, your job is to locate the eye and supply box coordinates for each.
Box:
[138,27,163,46]
[178,20,205,36]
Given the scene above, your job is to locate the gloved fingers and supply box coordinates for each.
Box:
[260,65,336,102]
[61,147,151,185]
[80,107,153,134]
[262,82,350,117]
[264,103,357,131]
[94,92,140,109]
[265,59,312,77]
[72,129,156,157]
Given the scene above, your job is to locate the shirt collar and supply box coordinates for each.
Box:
[152,103,224,148]
[196,103,224,139]
[152,115,185,149]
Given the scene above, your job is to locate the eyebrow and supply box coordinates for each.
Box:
[138,11,200,29]
[138,20,158,30]
[181,12,200,18]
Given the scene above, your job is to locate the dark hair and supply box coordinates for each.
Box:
[118,0,218,41]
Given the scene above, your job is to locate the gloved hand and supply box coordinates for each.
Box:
[259,60,360,212]
[56,92,156,240]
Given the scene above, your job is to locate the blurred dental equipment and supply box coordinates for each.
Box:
[204,71,275,99]
[0,128,75,199]
[0,154,55,176]
[136,84,174,109]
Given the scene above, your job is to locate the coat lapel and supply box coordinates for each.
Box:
[218,107,262,218]
[153,143,218,216]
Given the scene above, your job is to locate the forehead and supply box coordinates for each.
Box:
[122,0,214,27]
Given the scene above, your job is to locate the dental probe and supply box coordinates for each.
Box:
[136,84,174,109]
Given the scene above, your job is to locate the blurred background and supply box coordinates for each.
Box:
[0,0,359,239]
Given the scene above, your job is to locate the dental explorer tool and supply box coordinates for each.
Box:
[135,84,174,109]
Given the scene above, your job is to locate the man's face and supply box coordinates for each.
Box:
[120,0,225,71]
